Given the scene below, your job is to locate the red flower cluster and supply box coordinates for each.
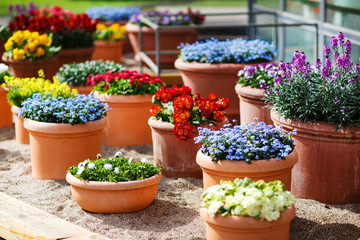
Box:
[87,70,162,86]
[8,6,97,34]
[151,85,229,141]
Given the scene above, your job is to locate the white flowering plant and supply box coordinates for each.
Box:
[67,152,161,182]
[201,177,295,221]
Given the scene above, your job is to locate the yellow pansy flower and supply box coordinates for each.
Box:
[36,47,45,57]
[13,48,25,60]
[96,24,107,31]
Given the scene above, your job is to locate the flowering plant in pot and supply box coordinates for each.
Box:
[2,30,61,78]
[3,75,76,144]
[19,93,108,180]
[199,177,295,240]
[86,6,141,22]
[56,60,125,93]
[264,32,360,204]
[66,152,162,213]
[0,63,13,127]
[236,63,278,125]
[8,6,98,75]
[125,8,204,69]
[89,70,164,147]
[175,37,277,121]
[195,121,297,190]
[148,84,229,178]
[92,23,127,63]
[0,25,11,64]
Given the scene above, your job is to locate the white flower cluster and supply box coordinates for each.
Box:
[201,178,295,221]
[0,63,9,73]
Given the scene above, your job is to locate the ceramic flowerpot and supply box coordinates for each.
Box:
[126,23,198,69]
[199,205,296,240]
[148,117,228,178]
[50,47,95,78]
[175,59,272,122]
[235,83,272,125]
[2,56,56,79]
[69,85,94,95]
[24,117,106,180]
[66,172,162,213]
[11,105,29,144]
[196,150,298,191]
[92,40,124,63]
[99,20,132,54]
[95,92,153,147]
[271,110,360,204]
[0,88,13,128]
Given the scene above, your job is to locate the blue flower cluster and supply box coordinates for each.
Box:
[18,93,109,125]
[130,11,193,26]
[179,38,277,64]
[86,6,141,21]
[194,121,295,162]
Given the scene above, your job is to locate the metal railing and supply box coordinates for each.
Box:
[137,11,318,76]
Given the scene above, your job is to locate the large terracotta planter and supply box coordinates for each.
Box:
[92,40,124,63]
[66,172,162,213]
[148,117,228,178]
[95,92,153,147]
[0,88,13,128]
[50,47,95,78]
[235,83,272,125]
[24,117,106,180]
[199,205,295,240]
[126,23,198,69]
[99,20,132,54]
[196,150,298,191]
[271,110,360,204]
[175,59,272,121]
[2,56,56,79]
[69,85,94,95]
[11,105,29,144]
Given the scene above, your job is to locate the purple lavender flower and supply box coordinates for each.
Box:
[28,2,35,11]
[331,36,338,49]
[324,46,331,58]
[315,59,322,69]
[325,58,332,68]
[15,4,20,12]
[344,40,352,55]
[338,32,345,46]
[333,71,339,79]
[321,67,329,78]
[8,4,13,12]
[334,99,340,104]
[340,108,345,113]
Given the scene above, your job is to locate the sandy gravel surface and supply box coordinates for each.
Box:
[0,125,359,240]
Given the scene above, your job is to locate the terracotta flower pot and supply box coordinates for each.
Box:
[148,117,228,178]
[69,85,94,95]
[95,92,153,147]
[24,117,106,180]
[235,83,272,125]
[50,47,95,78]
[175,59,272,122]
[66,172,162,213]
[99,20,132,54]
[0,88,13,128]
[196,150,298,191]
[2,56,56,79]
[126,23,198,69]
[92,40,124,63]
[11,105,29,144]
[271,110,360,204]
[199,205,296,240]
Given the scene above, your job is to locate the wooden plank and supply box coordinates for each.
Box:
[0,192,110,240]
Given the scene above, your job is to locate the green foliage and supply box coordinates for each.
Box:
[68,153,161,182]
[0,25,10,40]
[52,30,94,49]
[0,70,11,85]
[56,60,125,87]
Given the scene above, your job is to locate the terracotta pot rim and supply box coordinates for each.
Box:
[99,20,128,26]
[24,117,107,133]
[174,59,273,74]
[148,117,228,133]
[271,109,360,136]
[199,204,295,229]
[2,55,57,64]
[196,149,298,173]
[235,83,265,99]
[94,92,153,103]
[94,40,125,47]
[66,172,162,190]
[125,22,197,34]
